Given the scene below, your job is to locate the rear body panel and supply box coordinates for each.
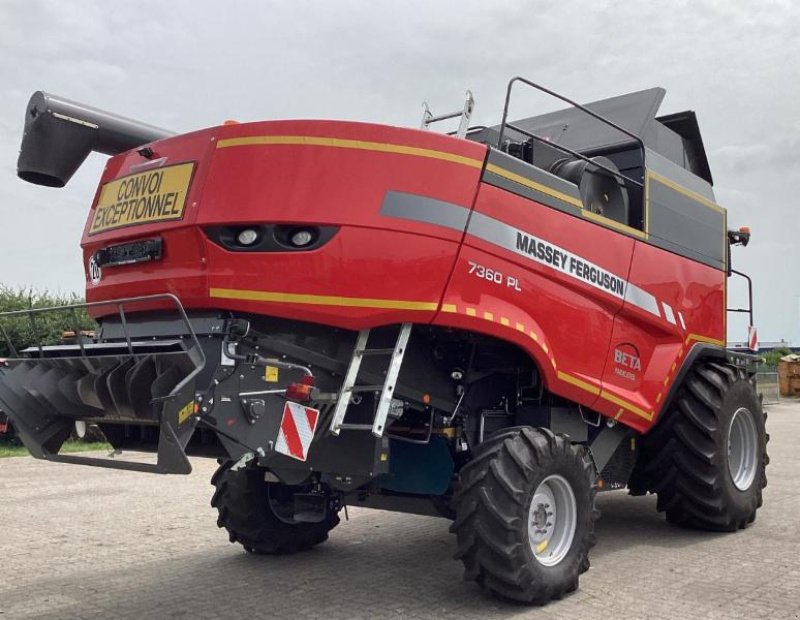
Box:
[66,120,724,434]
[82,121,486,330]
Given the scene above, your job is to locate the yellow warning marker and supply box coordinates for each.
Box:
[265,366,279,382]
[177,401,195,425]
[536,539,549,554]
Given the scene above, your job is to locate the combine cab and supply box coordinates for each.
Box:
[0,78,767,604]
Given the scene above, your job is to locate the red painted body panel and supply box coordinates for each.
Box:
[79,120,726,433]
[600,241,726,430]
[83,121,485,328]
[435,183,635,417]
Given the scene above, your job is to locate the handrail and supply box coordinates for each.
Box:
[727,269,754,327]
[497,76,645,151]
[495,77,647,190]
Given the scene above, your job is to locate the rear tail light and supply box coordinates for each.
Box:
[204,224,338,252]
[288,228,316,247]
[286,375,315,403]
[236,228,259,246]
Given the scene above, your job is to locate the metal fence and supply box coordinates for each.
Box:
[756,369,780,406]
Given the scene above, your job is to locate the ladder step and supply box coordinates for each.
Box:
[335,423,374,430]
[347,384,385,393]
[356,348,395,356]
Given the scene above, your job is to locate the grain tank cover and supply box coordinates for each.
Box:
[487,88,713,185]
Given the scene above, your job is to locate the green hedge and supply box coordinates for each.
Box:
[0,287,94,357]
[759,347,791,370]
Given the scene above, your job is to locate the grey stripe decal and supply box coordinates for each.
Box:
[379,190,671,320]
[625,283,661,317]
[380,190,469,233]
[467,211,628,300]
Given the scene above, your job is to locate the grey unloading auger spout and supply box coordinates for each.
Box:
[17,91,174,188]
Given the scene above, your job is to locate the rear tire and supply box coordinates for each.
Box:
[636,361,768,531]
[210,462,339,554]
[450,427,598,604]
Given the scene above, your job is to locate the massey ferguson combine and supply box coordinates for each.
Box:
[1,78,767,604]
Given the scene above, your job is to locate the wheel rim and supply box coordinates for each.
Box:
[528,474,577,567]
[728,407,758,491]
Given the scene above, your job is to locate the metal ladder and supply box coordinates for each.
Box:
[420,90,475,138]
[329,323,412,438]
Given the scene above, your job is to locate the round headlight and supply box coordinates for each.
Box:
[237,229,259,246]
[290,229,314,247]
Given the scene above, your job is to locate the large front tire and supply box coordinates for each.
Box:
[450,427,598,604]
[637,362,768,531]
[210,462,340,554]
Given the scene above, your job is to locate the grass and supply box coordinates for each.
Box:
[0,440,111,458]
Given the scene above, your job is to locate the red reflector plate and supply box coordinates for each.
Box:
[275,402,320,462]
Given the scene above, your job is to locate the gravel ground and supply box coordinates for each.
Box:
[1,401,798,620]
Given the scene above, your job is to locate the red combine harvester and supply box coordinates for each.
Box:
[0,78,766,603]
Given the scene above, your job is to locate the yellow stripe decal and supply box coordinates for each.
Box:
[580,209,648,239]
[600,390,653,421]
[216,135,485,170]
[685,333,726,347]
[486,163,584,208]
[209,287,439,311]
[557,371,653,421]
[557,371,601,396]
[487,164,648,239]
[647,170,725,214]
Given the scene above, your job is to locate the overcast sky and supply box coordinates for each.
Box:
[1,0,798,344]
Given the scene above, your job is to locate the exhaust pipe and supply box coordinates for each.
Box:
[17,91,175,188]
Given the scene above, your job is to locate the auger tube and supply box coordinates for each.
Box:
[17,91,174,188]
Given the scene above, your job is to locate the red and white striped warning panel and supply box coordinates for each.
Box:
[748,325,759,352]
[275,401,320,462]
